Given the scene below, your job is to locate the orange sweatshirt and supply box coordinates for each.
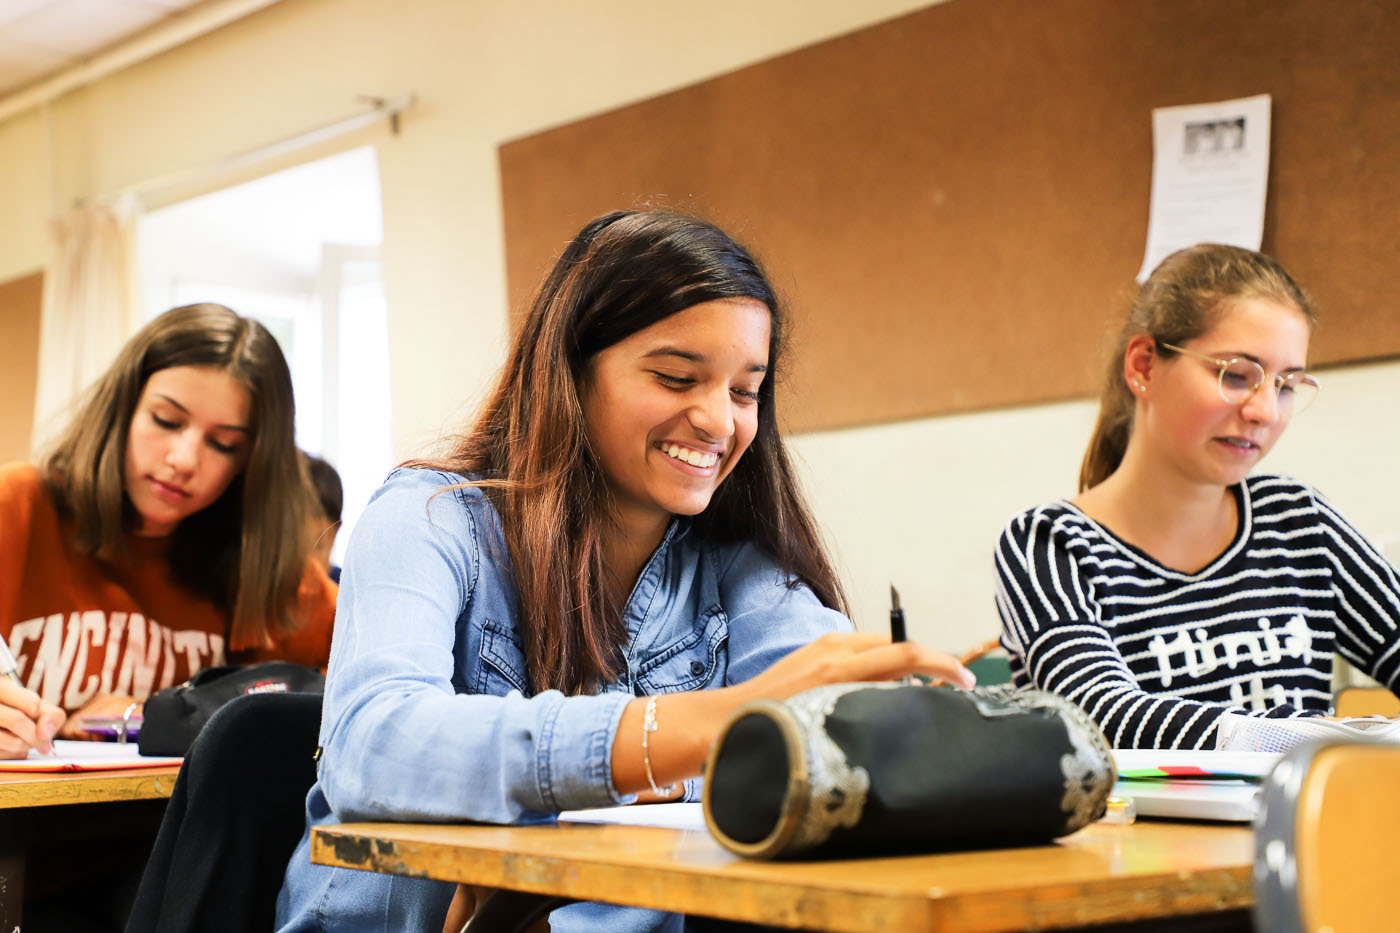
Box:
[0,462,336,712]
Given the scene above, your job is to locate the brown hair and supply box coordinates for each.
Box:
[1079,243,1317,492]
[41,303,314,650]
[415,210,848,696]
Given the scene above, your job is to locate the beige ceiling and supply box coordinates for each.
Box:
[0,0,211,98]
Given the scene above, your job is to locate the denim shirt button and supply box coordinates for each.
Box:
[689,660,706,676]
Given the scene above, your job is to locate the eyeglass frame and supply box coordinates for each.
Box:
[1157,342,1321,412]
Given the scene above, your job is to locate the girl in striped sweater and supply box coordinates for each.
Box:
[995,244,1400,750]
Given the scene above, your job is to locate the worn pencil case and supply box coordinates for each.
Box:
[702,683,1115,859]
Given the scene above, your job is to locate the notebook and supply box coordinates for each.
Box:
[1112,778,1261,822]
[0,739,181,772]
[1111,749,1278,822]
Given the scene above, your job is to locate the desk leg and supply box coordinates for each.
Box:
[0,813,24,933]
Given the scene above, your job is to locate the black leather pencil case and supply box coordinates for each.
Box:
[702,683,1115,859]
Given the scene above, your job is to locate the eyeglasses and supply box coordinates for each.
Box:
[1159,343,1320,414]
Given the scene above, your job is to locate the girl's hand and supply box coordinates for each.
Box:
[610,631,976,796]
[59,693,142,740]
[738,631,976,704]
[0,678,66,759]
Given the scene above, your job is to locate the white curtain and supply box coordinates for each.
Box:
[29,194,142,455]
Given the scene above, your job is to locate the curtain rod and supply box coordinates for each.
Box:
[104,92,414,206]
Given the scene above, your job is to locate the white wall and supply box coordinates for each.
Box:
[794,359,1400,649]
[2,0,1397,654]
[0,108,47,277]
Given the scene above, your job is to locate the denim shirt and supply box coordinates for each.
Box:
[275,468,849,933]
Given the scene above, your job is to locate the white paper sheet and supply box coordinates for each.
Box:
[558,802,708,832]
[1138,93,1272,281]
[0,739,181,772]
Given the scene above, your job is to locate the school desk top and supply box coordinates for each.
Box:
[312,815,1254,931]
[0,763,179,808]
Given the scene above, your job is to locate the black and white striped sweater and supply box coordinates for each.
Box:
[994,475,1400,749]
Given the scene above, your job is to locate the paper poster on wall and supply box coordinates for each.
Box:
[1138,93,1272,282]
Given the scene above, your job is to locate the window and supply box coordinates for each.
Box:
[139,146,390,567]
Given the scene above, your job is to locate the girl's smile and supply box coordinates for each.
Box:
[658,441,722,472]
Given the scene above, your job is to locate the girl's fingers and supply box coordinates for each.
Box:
[58,717,92,741]
[757,632,977,700]
[0,683,65,756]
[0,679,43,719]
[816,632,976,688]
[836,642,975,689]
[910,647,977,689]
[0,703,45,758]
[37,706,64,752]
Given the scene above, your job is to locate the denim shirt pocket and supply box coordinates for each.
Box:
[476,617,532,696]
[634,605,729,694]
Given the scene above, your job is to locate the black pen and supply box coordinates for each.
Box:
[889,584,915,685]
[888,584,906,644]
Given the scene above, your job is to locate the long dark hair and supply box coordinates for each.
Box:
[41,303,314,649]
[418,210,848,695]
[1079,243,1317,491]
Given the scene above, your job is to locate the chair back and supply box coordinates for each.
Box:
[1334,686,1400,719]
[1254,740,1400,933]
[125,690,323,933]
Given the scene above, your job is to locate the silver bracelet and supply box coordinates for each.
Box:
[641,695,676,798]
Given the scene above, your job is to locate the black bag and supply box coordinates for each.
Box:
[138,661,325,756]
[702,683,1115,859]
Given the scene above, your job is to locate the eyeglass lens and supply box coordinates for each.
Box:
[1217,359,1319,412]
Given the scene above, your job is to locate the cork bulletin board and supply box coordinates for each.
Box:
[499,0,1400,433]
[0,272,42,460]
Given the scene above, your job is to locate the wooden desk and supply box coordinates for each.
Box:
[0,765,180,809]
[312,817,1254,932]
[0,765,180,929]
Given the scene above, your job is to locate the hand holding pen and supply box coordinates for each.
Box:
[889,584,976,689]
[0,630,65,758]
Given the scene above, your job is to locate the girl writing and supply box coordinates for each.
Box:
[995,244,1400,751]
[0,303,337,759]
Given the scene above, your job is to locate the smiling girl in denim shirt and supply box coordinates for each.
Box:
[275,210,974,933]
